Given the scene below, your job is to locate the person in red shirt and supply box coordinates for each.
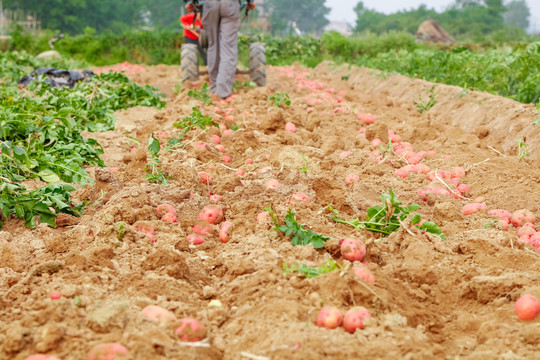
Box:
[180,12,207,65]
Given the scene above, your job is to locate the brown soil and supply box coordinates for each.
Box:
[1,62,540,360]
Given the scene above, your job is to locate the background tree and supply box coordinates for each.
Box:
[353,0,511,40]
[3,0,149,34]
[142,0,183,29]
[266,0,330,35]
[503,0,531,29]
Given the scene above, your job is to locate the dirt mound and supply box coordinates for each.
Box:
[416,19,456,44]
[1,62,540,360]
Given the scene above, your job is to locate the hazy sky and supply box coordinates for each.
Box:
[326,0,540,33]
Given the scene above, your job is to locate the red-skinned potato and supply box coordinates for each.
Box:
[451,167,466,179]
[162,212,178,223]
[198,172,212,185]
[511,209,536,227]
[26,355,61,360]
[462,203,487,216]
[315,308,343,329]
[343,307,371,333]
[219,221,232,243]
[87,343,128,360]
[345,173,360,186]
[141,305,176,323]
[210,135,221,144]
[517,225,535,239]
[265,179,280,189]
[523,223,536,230]
[192,220,214,236]
[515,294,540,321]
[285,122,297,133]
[290,192,310,203]
[352,266,375,284]
[488,209,511,223]
[198,205,224,225]
[358,113,375,125]
[341,238,366,262]
[187,234,205,245]
[175,318,206,342]
[529,232,540,251]
[157,204,176,216]
[495,220,509,231]
[257,211,269,222]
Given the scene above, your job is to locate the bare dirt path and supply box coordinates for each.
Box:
[1,62,540,360]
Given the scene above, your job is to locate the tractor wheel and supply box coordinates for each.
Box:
[249,42,266,87]
[181,44,199,83]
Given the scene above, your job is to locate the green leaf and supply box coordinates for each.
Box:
[14,204,25,219]
[367,205,384,220]
[532,113,540,126]
[411,214,422,225]
[420,221,447,241]
[148,134,161,157]
[38,169,61,183]
[404,204,421,213]
[39,212,57,228]
[13,146,27,160]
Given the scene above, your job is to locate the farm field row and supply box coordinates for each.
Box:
[1,60,540,359]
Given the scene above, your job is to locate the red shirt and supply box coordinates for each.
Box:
[181,13,203,40]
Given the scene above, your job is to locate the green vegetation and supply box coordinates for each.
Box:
[268,93,291,108]
[0,51,165,229]
[265,0,330,35]
[9,27,182,66]
[168,107,218,150]
[354,0,529,41]
[517,137,530,161]
[5,28,540,106]
[188,83,213,105]
[299,154,309,174]
[414,86,438,114]
[266,207,329,249]
[3,0,182,34]
[282,258,342,278]
[327,189,447,240]
[145,134,170,185]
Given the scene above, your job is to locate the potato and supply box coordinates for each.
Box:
[87,343,128,360]
[515,294,540,321]
[175,318,206,342]
[141,305,176,323]
[343,307,371,333]
[315,308,343,329]
[341,238,366,262]
[352,266,375,284]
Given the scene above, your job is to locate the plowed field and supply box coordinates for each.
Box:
[1,62,540,360]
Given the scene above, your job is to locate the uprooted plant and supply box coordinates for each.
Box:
[167,107,218,150]
[327,189,446,241]
[265,206,329,248]
[145,134,170,185]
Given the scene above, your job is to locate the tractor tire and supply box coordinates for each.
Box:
[181,44,199,83]
[249,42,266,87]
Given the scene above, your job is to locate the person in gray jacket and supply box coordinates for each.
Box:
[184,0,255,99]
